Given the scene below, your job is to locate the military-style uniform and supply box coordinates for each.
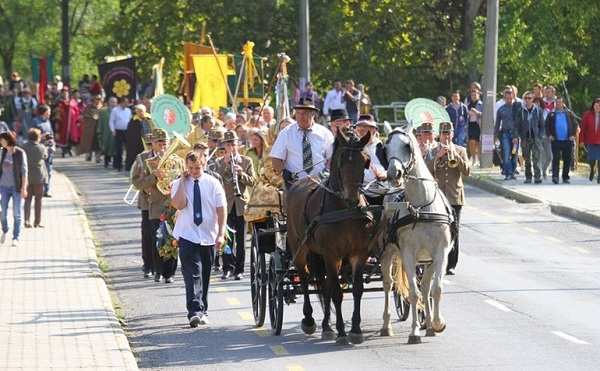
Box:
[136,129,177,282]
[131,133,155,277]
[213,131,256,279]
[426,122,470,274]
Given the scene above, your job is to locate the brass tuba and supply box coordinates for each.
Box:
[155,131,191,195]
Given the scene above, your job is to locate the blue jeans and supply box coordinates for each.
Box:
[454,125,467,147]
[500,131,515,176]
[45,152,54,194]
[0,186,22,240]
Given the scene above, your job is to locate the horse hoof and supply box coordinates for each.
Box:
[301,320,317,335]
[380,328,393,337]
[432,321,446,333]
[321,330,335,340]
[348,332,364,345]
[335,336,350,346]
[407,335,422,344]
[425,328,436,337]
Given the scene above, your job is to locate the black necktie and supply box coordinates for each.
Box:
[302,129,313,172]
[193,179,202,225]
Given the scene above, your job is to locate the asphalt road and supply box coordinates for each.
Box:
[56,157,600,371]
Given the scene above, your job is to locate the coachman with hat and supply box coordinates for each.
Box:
[271,98,334,187]
[213,130,256,280]
[354,117,388,205]
[135,128,179,283]
[328,108,352,135]
[425,121,470,276]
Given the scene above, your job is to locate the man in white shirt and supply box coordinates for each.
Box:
[271,98,334,187]
[171,150,227,328]
[322,80,346,121]
[108,97,132,171]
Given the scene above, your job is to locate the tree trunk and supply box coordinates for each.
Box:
[461,0,485,86]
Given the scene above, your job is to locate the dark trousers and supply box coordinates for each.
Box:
[551,140,573,181]
[179,238,215,319]
[113,129,127,170]
[522,137,542,180]
[447,205,462,271]
[24,184,44,225]
[150,218,178,278]
[228,207,247,275]
[141,210,154,273]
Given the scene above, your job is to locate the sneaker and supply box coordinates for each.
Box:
[24,222,32,228]
[12,239,18,246]
[1,233,6,244]
[154,273,161,282]
[189,316,200,328]
[200,315,209,325]
[165,276,174,283]
[234,273,243,281]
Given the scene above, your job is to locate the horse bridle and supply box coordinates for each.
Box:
[385,128,416,180]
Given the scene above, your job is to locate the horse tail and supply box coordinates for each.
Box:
[392,256,410,300]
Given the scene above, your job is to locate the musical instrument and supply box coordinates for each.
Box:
[231,154,242,198]
[404,98,451,127]
[440,139,458,168]
[154,131,191,195]
[124,165,139,205]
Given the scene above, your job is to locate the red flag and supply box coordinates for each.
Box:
[38,57,48,104]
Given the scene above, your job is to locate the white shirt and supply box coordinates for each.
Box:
[109,106,132,131]
[363,140,387,196]
[271,122,334,178]
[322,88,346,116]
[171,174,227,245]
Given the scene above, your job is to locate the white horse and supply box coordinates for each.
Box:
[379,122,454,344]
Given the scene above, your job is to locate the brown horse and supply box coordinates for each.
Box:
[285,129,374,345]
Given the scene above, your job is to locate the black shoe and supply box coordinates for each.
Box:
[534,179,542,184]
[509,175,516,180]
[24,222,32,228]
[154,273,161,282]
[524,179,532,184]
[189,316,200,328]
[213,266,221,272]
[221,271,232,280]
[504,176,510,181]
[234,273,243,281]
[552,178,559,184]
[43,193,52,198]
[590,169,595,182]
[446,269,455,276]
[543,171,547,180]
[165,276,174,283]
[563,179,570,184]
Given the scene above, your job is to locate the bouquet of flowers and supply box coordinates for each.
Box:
[156,197,178,261]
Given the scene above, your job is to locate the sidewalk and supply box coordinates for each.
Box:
[0,171,137,370]
[466,163,600,228]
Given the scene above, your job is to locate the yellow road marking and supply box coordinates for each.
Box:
[522,227,538,233]
[287,366,305,371]
[270,345,289,356]
[226,297,241,306]
[501,219,515,224]
[238,312,254,321]
[571,246,590,254]
[481,212,494,217]
[464,205,477,210]
[253,328,269,337]
[215,287,228,292]
[545,236,562,243]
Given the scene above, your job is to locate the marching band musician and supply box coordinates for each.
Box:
[136,129,178,283]
[213,131,256,280]
[131,132,157,279]
[206,127,225,170]
[425,122,470,276]
[417,122,437,161]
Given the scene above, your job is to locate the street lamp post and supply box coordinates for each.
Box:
[481,0,499,167]
[299,0,310,91]
[61,0,70,87]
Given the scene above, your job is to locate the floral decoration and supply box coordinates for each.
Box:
[156,197,178,261]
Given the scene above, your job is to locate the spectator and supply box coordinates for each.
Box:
[545,97,578,184]
[494,88,519,180]
[515,91,545,184]
[322,80,345,120]
[32,105,54,197]
[341,80,361,124]
[108,97,132,171]
[98,97,117,168]
[579,97,600,183]
[0,131,28,246]
[22,128,48,228]
[446,90,469,147]
[466,89,483,166]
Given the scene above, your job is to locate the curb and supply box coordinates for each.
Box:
[465,175,600,229]
[63,172,139,370]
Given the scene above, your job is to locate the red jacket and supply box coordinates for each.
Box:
[580,110,600,145]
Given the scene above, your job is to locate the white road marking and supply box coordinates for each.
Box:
[545,236,562,243]
[522,227,538,233]
[484,299,512,312]
[551,331,588,345]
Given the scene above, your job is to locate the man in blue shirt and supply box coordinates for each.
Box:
[545,97,578,184]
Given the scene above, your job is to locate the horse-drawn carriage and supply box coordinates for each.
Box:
[247,120,455,344]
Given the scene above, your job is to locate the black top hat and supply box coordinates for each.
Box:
[329,108,349,122]
[294,98,319,111]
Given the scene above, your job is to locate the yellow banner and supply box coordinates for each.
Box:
[192,54,233,113]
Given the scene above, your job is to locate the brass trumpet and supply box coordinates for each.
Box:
[445,140,459,168]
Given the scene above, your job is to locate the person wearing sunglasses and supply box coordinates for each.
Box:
[515,92,545,184]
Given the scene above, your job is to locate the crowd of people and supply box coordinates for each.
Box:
[4,68,600,328]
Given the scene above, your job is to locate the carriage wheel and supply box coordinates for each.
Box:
[268,256,284,335]
[393,286,410,321]
[250,229,267,327]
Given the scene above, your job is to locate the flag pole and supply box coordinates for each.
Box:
[207,34,237,114]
